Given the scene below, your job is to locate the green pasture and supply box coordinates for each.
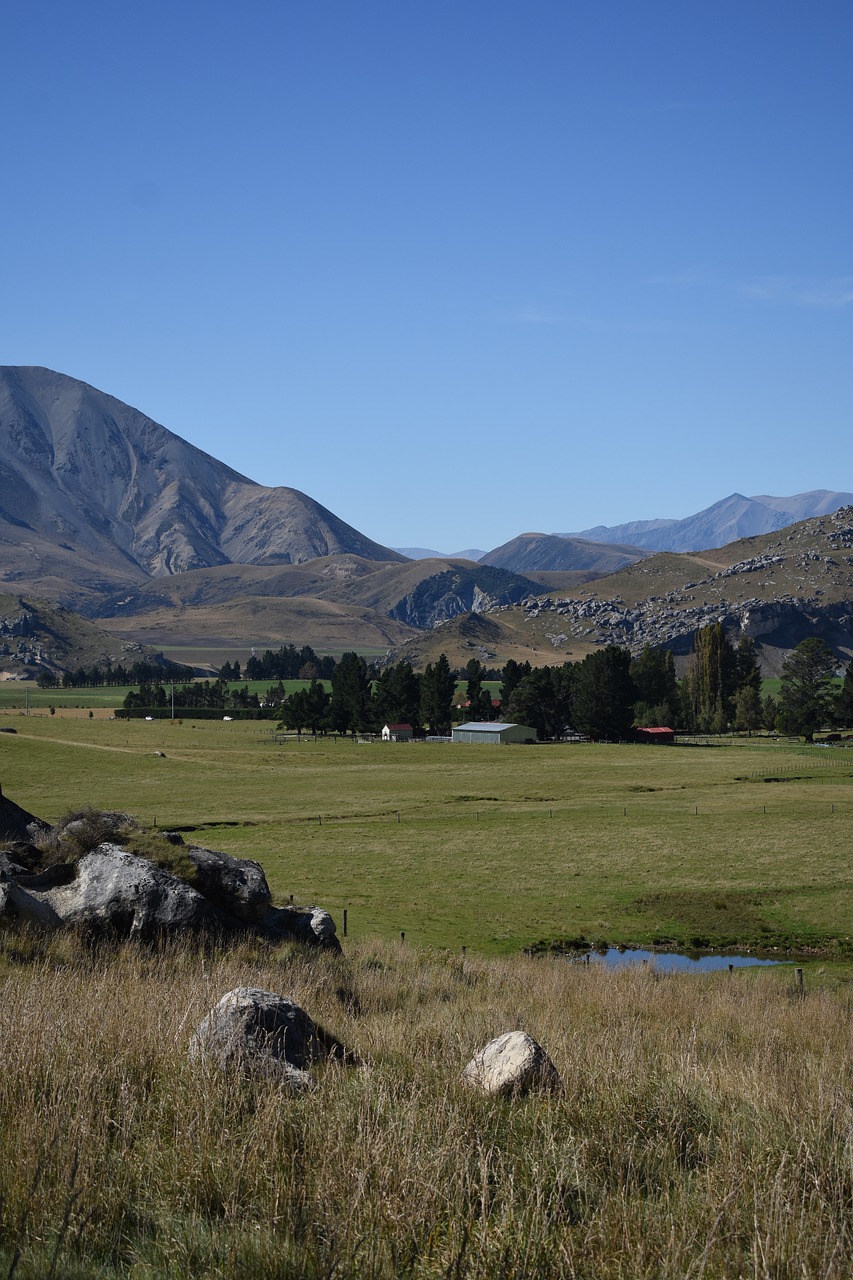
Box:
[0,678,326,713]
[0,676,493,714]
[2,715,850,959]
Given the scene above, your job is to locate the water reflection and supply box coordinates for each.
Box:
[581,947,783,972]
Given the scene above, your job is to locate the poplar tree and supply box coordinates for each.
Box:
[689,623,737,732]
[836,660,853,727]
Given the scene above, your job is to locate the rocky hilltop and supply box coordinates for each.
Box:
[501,507,853,672]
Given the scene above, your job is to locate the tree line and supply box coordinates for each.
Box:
[118,632,853,741]
[37,658,194,689]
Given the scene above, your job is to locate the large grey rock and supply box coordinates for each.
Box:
[190,988,353,1089]
[261,903,339,949]
[0,788,49,844]
[0,796,340,950]
[187,845,271,922]
[462,1031,562,1097]
[2,843,219,938]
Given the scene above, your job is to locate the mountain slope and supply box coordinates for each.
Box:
[0,366,404,604]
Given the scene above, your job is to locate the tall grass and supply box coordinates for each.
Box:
[1,932,849,1278]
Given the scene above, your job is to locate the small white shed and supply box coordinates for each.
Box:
[381,722,414,742]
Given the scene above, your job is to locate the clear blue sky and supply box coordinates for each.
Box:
[2,1,851,553]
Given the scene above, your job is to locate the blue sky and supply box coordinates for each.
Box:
[2,1,851,553]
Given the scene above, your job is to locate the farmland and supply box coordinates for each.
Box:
[2,713,850,960]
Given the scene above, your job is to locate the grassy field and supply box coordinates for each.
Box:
[0,934,849,1278]
[2,714,850,959]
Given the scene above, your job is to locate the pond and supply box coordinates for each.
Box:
[580,947,785,972]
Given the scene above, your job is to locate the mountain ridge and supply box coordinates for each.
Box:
[560,490,853,554]
[0,366,405,601]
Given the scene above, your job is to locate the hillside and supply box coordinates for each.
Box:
[0,594,172,681]
[0,366,404,608]
[445,507,853,674]
[91,556,544,659]
[480,531,648,574]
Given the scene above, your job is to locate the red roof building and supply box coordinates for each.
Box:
[634,726,675,744]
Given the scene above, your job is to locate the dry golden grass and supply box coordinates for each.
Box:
[0,932,849,1278]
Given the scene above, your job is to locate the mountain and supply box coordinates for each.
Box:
[562,491,853,553]
[394,547,485,561]
[479,532,649,575]
[0,366,404,606]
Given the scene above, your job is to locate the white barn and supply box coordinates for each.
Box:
[451,721,537,745]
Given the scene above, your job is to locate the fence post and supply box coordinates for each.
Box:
[343,908,348,937]
[795,967,804,996]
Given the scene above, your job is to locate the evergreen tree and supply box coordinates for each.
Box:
[777,638,838,741]
[630,646,678,725]
[761,693,778,732]
[462,658,494,720]
[328,652,374,733]
[373,661,422,730]
[573,646,636,740]
[735,637,761,694]
[421,653,455,734]
[505,663,575,741]
[499,659,531,711]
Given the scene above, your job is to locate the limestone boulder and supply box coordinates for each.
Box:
[462,1031,562,1097]
[190,987,354,1089]
[187,844,272,922]
[0,796,341,950]
[0,789,49,844]
[3,843,218,938]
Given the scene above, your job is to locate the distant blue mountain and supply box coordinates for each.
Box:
[559,490,853,553]
[394,547,485,562]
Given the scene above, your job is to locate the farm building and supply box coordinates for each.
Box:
[452,721,537,745]
[381,723,413,742]
[634,726,675,744]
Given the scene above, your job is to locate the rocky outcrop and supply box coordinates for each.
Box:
[0,800,340,949]
[0,788,50,844]
[190,988,354,1088]
[462,1030,562,1097]
[387,566,540,628]
[186,844,272,922]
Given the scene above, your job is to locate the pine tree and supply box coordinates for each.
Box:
[573,646,636,740]
[421,653,455,734]
[777,638,838,741]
